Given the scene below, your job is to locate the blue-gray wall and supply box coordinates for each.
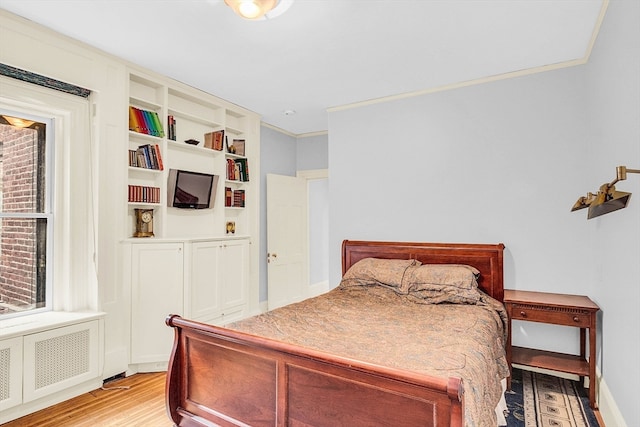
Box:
[259,128,329,302]
[259,126,297,302]
[585,1,639,424]
[297,133,329,171]
[328,2,638,424]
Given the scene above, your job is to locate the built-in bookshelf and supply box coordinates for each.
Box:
[124,68,260,371]
[126,69,259,240]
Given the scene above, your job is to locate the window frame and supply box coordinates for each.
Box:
[0,75,94,321]
[0,109,55,319]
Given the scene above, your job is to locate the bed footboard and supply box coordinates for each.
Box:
[165,315,464,427]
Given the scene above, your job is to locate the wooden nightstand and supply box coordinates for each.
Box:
[504,289,600,409]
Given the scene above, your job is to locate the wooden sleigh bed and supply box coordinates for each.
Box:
[165,240,506,427]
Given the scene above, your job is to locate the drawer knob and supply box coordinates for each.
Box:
[520,311,527,317]
[573,316,580,322]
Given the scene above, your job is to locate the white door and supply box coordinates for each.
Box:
[267,174,308,310]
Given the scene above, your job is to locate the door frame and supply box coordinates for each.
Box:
[296,169,329,297]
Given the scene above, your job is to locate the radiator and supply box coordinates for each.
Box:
[0,336,23,411]
[22,320,100,403]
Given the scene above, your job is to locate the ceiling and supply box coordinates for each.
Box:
[0,0,606,136]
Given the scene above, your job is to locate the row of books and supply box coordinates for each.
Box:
[204,130,225,151]
[128,185,161,204]
[226,158,249,182]
[167,115,176,141]
[129,106,165,137]
[128,144,164,170]
[225,188,245,208]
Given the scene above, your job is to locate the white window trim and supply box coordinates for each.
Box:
[0,75,96,320]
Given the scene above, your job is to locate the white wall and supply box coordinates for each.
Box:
[328,2,638,424]
[0,11,128,378]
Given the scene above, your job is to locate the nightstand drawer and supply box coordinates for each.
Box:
[511,306,591,327]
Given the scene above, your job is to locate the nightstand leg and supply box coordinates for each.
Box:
[580,328,586,385]
[506,312,513,390]
[589,325,597,409]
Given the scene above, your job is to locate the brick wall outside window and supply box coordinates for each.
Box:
[0,125,38,308]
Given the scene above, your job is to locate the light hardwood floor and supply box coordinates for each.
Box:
[2,371,607,427]
[2,372,172,427]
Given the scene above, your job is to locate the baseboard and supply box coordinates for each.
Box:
[126,361,168,375]
[596,370,627,427]
[309,280,330,297]
[259,300,269,313]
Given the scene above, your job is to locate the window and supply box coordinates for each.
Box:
[0,112,53,317]
[0,71,93,320]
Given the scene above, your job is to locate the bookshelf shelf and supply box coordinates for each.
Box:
[167,139,222,155]
[129,130,162,142]
[128,166,163,174]
[225,125,244,136]
[168,107,222,128]
[127,202,162,207]
[129,96,162,112]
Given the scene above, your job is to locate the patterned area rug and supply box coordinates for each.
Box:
[505,368,600,427]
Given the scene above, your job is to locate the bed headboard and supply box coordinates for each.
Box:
[341,240,505,302]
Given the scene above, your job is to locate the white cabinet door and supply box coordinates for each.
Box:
[189,241,223,321]
[187,239,249,324]
[130,242,184,364]
[0,336,22,411]
[220,239,249,314]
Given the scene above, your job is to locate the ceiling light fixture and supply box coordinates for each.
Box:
[0,115,35,129]
[224,0,278,20]
[224,0,293,20]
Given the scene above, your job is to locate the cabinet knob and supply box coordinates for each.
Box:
[520,311,527,317]
[573,316,580,322]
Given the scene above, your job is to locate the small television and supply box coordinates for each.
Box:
[167,169,219,209]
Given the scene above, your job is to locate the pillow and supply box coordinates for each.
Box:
[339,257,421,289]
[401,264,482,305]
[405,285,482,305]
[402,264,480,292]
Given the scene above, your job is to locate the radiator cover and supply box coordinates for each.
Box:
[22,320,100,403]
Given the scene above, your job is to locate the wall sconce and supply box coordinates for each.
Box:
[572,166,640,219]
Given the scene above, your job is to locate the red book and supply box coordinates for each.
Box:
[154,144,164,170]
